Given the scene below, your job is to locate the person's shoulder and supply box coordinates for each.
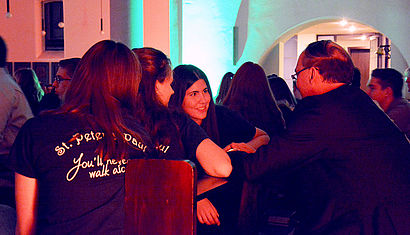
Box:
[0,70,24,96]
[169,109,192,126]
[27,113,73,128]
[215,104,233,116]
[387,98,410,119]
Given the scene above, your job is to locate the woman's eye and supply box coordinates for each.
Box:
[204,88,208,93]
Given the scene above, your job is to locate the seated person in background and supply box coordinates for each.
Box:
[268,74,297,123]
[223,62,286,233]
[132,47,232,178]
[40,58,81,111]
[10,40,155,234]
[215,72,233,104]
[367,68,410,137]
[243,40,410,235]
[13,68,44,116]
[224,62,285,137]
[351,67,361,88]
[170,64,269,234]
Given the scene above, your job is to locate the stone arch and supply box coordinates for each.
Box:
[237,0,410,68]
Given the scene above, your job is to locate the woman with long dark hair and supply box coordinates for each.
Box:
[14,68,44,116]
[170,64,270,234]
[132,47,232,178]
[11,40,154,234]
[215,72,233,104]
[223,62,285,136]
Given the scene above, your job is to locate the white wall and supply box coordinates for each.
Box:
[238,0,409,67]
[0,0,111,62]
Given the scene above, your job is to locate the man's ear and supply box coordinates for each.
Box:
[310,67,323,84]
[384,86,393,97]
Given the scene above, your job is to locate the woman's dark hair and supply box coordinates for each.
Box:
[170,64,220,145]
[58,40,142,160]
[132,47,176,147]
[223,62,285,136]
[14,68,44,115]
[215,72,233,104]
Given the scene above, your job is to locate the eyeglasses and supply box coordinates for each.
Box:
[54,76,71,83]
[291,67,311,83]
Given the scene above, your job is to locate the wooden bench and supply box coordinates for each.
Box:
[125,159,197,235]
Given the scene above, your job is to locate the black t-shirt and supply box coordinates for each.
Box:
[154,111,208,161]
[10,113,153,235]
[215,105,256,149]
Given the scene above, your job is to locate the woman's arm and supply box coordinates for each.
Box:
[15,173,38,235]
[223,128,270,153]
[246,127,270,150]
[197,198,220,226]
[196,138,232,178]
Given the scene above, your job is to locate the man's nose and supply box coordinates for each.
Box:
[52,80,58,88]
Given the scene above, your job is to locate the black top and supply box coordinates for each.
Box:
[215,105,256,149]
[244,85,410,234]
[153,111,208,161]
[10,113,154,234]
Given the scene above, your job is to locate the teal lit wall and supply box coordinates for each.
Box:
[129,0,144,49]
[181,0,241,97]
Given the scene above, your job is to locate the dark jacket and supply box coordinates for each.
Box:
[244,85,410,234]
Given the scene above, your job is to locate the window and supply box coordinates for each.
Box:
[43,1,64,51]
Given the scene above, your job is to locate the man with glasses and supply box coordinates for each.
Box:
[52,58,81,101]
[40,58,80,111]
[242,40,410,234]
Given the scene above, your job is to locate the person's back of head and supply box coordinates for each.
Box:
[0,36,6,68]
[132,47,171,109]
[58,58,81,78]
[61,40,142,160]
[14,68,44,115]
[224,62,285,134]
[303,40,354,84]
[215,72,233,104]
[132,47,176,147]
[371,68,403,98]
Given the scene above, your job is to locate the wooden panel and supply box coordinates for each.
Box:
[125,159,197,235]
[13,62,31,73]
[33,62,50,85]
[51,62,59,82]
[5,62,12,75]
[349,48,370,92]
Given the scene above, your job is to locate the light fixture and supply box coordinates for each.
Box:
[5,0,12,18]
[339,19,348,26]
[360,35,367,41]
[348,25,356,32]
[376,45,391,59]
[100,0,104,34]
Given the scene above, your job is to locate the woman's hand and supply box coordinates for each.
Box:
[197,198,220,226]
[224,142,256,153]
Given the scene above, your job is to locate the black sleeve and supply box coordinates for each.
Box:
[173,112,209,160]
[9,118,37,178]
[243,105,326,182]
[215,105,256,148]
